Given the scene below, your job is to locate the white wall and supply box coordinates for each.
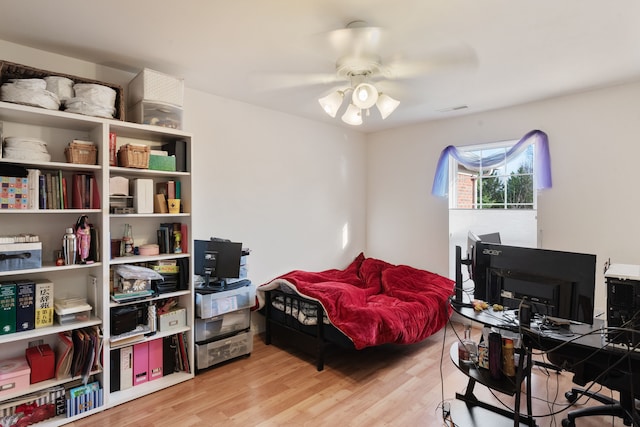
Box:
[183,89,367,286]
[1,39,368,295]
[366,80,640,314]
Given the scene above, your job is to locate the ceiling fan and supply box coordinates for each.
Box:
[256,20,477,126]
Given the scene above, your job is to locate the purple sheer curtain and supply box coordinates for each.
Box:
[431,129,551,197]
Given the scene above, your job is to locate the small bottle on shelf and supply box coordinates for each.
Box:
[502,338,516,376]
[458,325,477,364]
[123,223,134,256]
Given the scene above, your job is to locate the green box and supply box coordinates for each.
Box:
[148,155,176,171]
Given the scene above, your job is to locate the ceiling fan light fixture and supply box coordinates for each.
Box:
[352,83,378,109]
[376,93,400,119]
[341,103,362,125]
[318,90,345,118]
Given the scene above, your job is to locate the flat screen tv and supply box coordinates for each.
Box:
[471,242,597,324]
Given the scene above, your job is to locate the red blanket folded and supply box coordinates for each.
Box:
[259,253,454,349]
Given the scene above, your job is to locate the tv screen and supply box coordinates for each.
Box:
[475,242,596,324]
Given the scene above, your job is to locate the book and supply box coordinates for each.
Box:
[15,279,35,332]
[55,331,74,379]
[0,282,16,335]
[34,279,54,328]
[38,174,47,209]
[110,348,121,392]
[27,169,40,210]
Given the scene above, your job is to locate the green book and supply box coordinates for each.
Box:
[0,282,17,335]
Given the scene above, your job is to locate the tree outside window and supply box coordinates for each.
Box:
[454,143,535,209]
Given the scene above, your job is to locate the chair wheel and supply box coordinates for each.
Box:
[565,390,578,403]
[562,419,575,427]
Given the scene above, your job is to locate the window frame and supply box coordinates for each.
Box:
[448,139,537,210]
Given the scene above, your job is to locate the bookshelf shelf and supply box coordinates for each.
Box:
[0,100,194,425]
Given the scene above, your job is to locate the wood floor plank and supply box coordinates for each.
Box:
[68,321,620,426]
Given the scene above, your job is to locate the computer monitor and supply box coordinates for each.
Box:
[194,239,242,285]
[467,231,501,301]
[474,242,596,324]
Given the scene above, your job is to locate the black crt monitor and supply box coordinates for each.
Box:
[475,242,596,324]
[194,239,242,284]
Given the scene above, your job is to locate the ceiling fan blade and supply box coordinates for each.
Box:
[382,42,478,80]
[250,71,345,92]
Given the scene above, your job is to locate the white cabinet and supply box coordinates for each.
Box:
[0,101,194,425]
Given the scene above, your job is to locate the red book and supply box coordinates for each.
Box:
[180,223,188,254]
[62,177,68,209]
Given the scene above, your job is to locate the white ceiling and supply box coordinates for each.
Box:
[1,0,639,133]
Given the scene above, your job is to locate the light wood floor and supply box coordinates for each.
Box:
[69,322,622,427]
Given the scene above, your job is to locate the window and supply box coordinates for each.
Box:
[450,141,535,210]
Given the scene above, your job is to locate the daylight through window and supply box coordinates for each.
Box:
[452,142,535,209]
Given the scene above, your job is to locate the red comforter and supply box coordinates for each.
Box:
[258,253,455,350]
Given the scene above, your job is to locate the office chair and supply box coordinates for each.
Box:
[549,351,640,427]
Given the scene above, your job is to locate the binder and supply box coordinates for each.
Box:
[133,342,148,386]
[162,336,176,376]
[120,346,133,390]
[148,338,163,381]
[110,348,121,392]
[162,140,187,172]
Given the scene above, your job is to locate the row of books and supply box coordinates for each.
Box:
[0,279,54,335]
[26,169,100,210]
[55,326,103,384]
[157,222,188,254]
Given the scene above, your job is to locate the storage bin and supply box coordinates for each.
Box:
[0,242,42,272]
[195,284,256,319]
[65,141,97,165]
[25,344,54,383]
[128,68,184,107]
[0,357,30,397]
[195,308,250,342]
[158,307,186,332]
[54,303,92,325]
[128,100,183,130]
[148,154,176,171]
[195,330,252,370]
[0,60,125,120]
[117,144,150,169]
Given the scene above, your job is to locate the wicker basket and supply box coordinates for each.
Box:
[65,141,97,165]
[118,144,150,169]
[0,60,125,120]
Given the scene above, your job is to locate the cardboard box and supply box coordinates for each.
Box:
[0,242,42,272]
[0,357,30,397]
[25,344,55,383]
[158,307,186,332]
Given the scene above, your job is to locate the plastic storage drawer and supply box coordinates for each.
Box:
[195,330,252,370]
[195,284,255,319]
[195,308,250,342]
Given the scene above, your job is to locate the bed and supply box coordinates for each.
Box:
[256,253,455,370]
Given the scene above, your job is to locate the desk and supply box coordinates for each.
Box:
[451,304,535,427]
[451,302,640,427]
